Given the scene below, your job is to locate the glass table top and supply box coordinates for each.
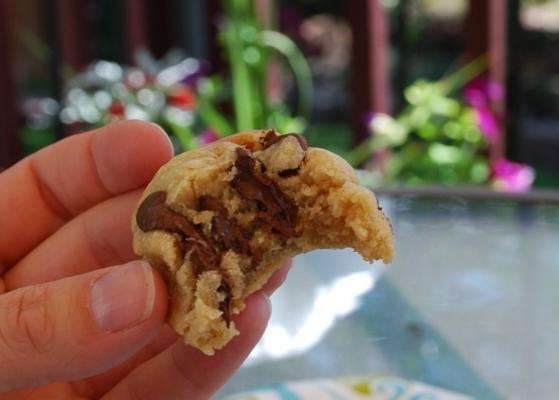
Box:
[217,194,559,400]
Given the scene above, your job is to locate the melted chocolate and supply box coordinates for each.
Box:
[137,192,220,270]
[199,196,251,255]
[137,191,206,243]
[278,167,301,178]
[136,194,212,267]
[217,281,232,325]
[231,148,299,237]
[136,137,307,325]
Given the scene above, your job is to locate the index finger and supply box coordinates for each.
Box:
[0,120,173,269]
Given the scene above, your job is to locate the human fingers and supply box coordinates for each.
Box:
[260,259,292,296]
[0,261,167,393]
[71,326,180,398]
[0,120,173,270]
[102,293,271,400]
[75,261,291,398]
[5,190,141,289]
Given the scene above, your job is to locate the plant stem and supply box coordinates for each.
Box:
[170,123,196,151]
[346,56,488,167]
[196,96,234,137]
[224,0,255,131]
[439,55,488,95]
[261,30,313,122]
[345,138,373,167]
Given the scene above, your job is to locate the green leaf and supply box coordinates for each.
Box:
[428,143,463,164]
[261,30,314,123]
[443,121,463,140]
[195,95,234,137]
[417,122,438,140]
[470,160,490,183]
[168,122,196,151]
[197,77,224,100]
[430,97,460,117]
[464,127,483,144]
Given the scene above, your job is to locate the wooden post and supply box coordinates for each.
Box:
[144,1,179,59]
[123,0,149,64]
[207,0,225,73]
[348,0,391,143]
[464,0,508,160]
[506,0,521,161]
[394,0,410,112]
[0,1,21,168]
[255,0,274,28]
[55,0,91,72]
[180,0,210,59]
[43,0,65,140]
[254,0,283,105]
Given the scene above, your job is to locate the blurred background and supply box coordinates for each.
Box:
[2,3,556,398]
[2,0,559,192]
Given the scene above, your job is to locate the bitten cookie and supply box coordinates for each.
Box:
[132,129,394,355]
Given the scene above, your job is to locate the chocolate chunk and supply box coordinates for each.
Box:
[137,191,219,272]
[231,147,299,237]
[261,131,308,151]
[137,191,206,243]
[260,129,277,147]
[198,195,226,214]
[217,281,232,326]
[138,192,252,324]
[278,167,300,178]
[259,130,308,178]
[199,196,251,255]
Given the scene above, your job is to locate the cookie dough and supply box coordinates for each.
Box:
[132,129,394,355]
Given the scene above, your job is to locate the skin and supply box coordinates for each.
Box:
[0,121,290,399]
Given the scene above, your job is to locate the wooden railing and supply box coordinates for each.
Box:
[0,0,517,168]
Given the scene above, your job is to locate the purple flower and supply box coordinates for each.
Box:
[492,158,535,192]
[363,111,377,129]
[475,107,500,144]
[181,60,211,87]
[198,129,219,145]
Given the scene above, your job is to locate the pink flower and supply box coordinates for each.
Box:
[475,107,500,144]
[492,158,535,192]
[464,75,504,143]
[464,75,503,108]
[198,130,219,145]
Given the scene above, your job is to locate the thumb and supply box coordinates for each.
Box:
[0,260,167,393]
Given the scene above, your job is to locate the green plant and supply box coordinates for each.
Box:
[163,0,314,146]
[346,57,535,192]
[212,0,312,135]
[347,58,491,186]
[23,0,313,154]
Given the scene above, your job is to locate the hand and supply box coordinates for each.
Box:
[0,121,289,399]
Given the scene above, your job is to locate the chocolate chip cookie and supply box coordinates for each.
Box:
[132,129,394,355]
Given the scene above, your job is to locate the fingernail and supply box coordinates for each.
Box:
[90,261,155,332]
[147,122,174,155]
[259,292,272,320]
